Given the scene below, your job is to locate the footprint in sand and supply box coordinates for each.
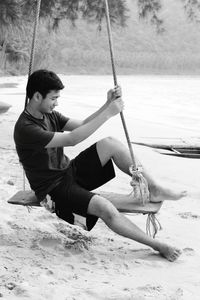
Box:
[13,285,30,298]
[0,235,16,247]
[39,237,63,251]
[137,284,163,293]
[64,238,90,252]
[183,247,195,256]
[38,235,91,256]
[5,282,16,291]
[137,285,183,299]
[178,212,200,219]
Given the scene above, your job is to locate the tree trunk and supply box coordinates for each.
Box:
[0,40,7,71]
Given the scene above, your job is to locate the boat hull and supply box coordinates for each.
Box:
[132,137,200,158]
[0,101,11,114]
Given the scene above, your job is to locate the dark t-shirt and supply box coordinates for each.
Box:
[14,110,70,200]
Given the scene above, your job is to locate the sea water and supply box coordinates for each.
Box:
[59,75,200,138]
[1,74,200,138]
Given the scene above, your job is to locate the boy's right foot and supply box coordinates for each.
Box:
[149,184,187,202]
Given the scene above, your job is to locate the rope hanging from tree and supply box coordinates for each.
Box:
[24,0,42,109]
[104,0,149,204]
[23,0,42,191]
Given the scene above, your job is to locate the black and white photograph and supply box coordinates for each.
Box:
[0,1,200,299]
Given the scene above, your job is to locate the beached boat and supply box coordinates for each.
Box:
[132,137,200,158]
[0,101,11,114]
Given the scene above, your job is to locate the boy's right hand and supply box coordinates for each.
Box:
[107,86,122,104]
[106,86,124,117]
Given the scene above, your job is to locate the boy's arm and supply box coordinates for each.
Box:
[45,95,123,148]
[61,104,107,132]
[62,86,121,131]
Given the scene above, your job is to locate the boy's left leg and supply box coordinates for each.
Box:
[96,137,187,206]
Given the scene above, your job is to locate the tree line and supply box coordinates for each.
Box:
[0,0,198,75]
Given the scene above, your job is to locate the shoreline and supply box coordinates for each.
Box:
[1,70,200,78]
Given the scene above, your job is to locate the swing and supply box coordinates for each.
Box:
[7,0,163,238]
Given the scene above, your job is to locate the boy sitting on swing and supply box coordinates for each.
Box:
[14,69,186,261]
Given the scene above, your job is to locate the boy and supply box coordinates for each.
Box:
[14,69,186,261]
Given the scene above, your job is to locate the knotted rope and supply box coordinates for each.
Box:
[104,0,149,204]
[146,213,162,238]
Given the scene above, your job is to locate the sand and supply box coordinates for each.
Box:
[0,77,200,300]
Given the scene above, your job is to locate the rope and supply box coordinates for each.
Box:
[23,0,42,190]
[24,0,42,109]
[104,0,137,170]
[146,213,162,238]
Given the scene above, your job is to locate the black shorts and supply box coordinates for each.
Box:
[49,143,115,230]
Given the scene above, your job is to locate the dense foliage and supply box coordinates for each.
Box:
[0,0,129,73]
[0,0,200,75]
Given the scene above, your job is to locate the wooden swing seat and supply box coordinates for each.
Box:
[8,190,163,237]
[8,190,163,214]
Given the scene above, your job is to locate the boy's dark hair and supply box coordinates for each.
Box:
[26,69,65,99]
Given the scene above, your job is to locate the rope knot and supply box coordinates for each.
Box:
[129,165,150,205]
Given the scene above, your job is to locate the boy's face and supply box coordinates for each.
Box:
[39,90,60,114]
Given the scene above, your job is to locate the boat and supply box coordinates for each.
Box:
[0,101,11,114]
[132,137,200,159]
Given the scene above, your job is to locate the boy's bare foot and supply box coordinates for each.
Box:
[129,183,186,204]
[149,184,187,202]
[153,241,182,261]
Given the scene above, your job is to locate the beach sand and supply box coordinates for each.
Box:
[1,78,200,300]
